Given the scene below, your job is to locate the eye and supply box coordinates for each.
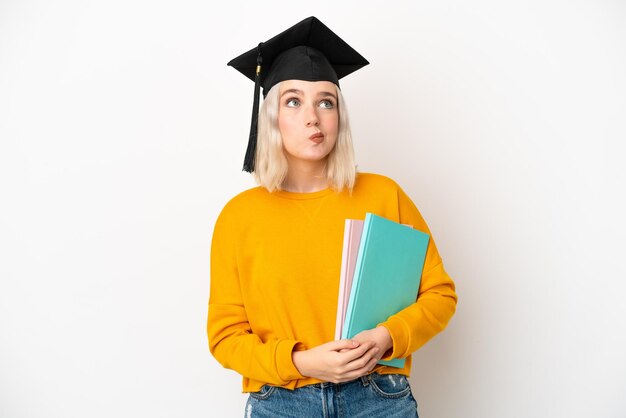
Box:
[285,98,300,108]
[319,99,335,109]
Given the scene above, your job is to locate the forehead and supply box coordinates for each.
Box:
[279,80,337,95]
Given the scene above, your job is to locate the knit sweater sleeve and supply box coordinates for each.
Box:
[378,185,458,360]
[206,205,305,386]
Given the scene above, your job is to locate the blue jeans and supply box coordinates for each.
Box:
[245,373,419,417]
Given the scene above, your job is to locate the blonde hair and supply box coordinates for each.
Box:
[253,81,357,193]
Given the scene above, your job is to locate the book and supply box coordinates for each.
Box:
[340,212,430,368]
[335,218,413,340]
[334,219,365,340]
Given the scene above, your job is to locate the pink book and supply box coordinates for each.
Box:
[335,219,364,340]
[335,219,414,340]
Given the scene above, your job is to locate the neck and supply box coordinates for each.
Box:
[282,158,329,193]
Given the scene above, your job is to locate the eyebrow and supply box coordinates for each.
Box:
[280,89,338,100]
[281,88,303,97]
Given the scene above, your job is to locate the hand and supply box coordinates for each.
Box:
[351,326,393,361]
[292,339,380,383]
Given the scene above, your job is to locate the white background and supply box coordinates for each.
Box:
[1,1,625,417]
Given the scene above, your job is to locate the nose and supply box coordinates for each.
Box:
[305,107,320,127]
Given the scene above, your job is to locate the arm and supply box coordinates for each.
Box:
[207,208,304,385]
[354,185,457,361]
[382,186,457,359]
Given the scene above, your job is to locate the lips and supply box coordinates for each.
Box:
[309,133,324,144]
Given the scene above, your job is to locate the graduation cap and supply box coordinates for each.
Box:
[228,16,369,172]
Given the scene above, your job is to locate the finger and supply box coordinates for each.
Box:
[328,339,360,351]
[340,341,376,363]
[356,355,379,376]
[343,346,379,371]
[365,356,380,372]
[337,356,380,383]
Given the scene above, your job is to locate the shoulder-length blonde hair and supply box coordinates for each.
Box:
[252,81,357,193]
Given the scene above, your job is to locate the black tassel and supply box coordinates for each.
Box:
[243,43,263,173]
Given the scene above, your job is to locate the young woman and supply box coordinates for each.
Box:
[207,16,457,417]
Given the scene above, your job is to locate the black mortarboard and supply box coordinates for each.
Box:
[227,16,369,172]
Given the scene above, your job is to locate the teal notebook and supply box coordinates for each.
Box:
[341,212,430,368]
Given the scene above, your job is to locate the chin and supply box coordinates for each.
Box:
[305,153,332,162]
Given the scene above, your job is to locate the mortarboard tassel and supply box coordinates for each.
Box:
[243,43,263,173]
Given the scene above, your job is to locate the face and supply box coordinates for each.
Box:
[277,80,339,168]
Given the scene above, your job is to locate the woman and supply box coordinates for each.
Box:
[207,16,457,417]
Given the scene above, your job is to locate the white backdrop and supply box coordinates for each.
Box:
[1,1,625,417]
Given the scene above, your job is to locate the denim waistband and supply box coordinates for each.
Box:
[306,372,401,389]
[307,376,367,389]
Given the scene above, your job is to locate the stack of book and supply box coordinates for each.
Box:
[335,213,430,367]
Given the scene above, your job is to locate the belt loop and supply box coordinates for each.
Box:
[360,375,370,387]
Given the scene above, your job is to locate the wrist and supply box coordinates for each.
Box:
[376,326,393,354]
[292,350,309,377]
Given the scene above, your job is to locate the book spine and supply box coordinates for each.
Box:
[342,213,373,339]
[335,219,352,340]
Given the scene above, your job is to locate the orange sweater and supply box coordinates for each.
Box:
[207,173,457,393]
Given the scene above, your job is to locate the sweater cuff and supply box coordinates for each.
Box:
[276,340,306,383]
[378,316,410,361]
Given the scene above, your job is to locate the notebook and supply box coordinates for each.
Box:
[335,219,365,340]
[340,213,430,368]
